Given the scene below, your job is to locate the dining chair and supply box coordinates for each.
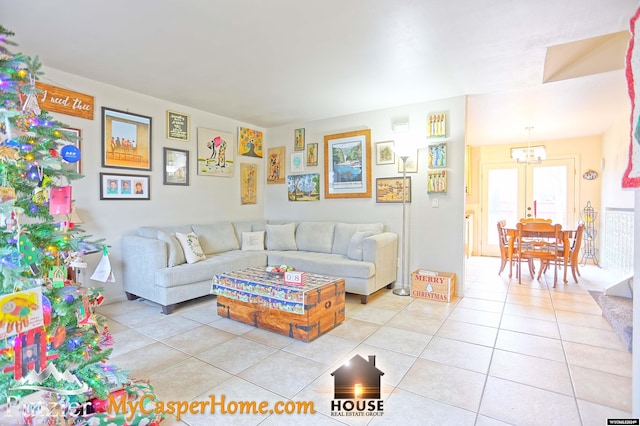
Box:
[539,221,585,284]
[516,222,563,287]
[562,221,585,283]
[497,220,510,275]
[498,220,534,278]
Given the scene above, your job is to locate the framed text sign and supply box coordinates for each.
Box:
[35,82,94,120]
[166,110,190,141]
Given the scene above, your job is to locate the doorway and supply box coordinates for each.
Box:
[480,157,577,256]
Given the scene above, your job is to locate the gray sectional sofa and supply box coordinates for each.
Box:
[121,220,398,314]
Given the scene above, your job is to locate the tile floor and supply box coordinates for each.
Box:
[97,257,633,425]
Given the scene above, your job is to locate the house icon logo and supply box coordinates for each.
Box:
[330,355,385,417]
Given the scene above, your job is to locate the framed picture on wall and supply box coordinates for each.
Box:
[291,152,305,173]
[294,128,305,151]
[398,152,418,173]
[238,127,263,158]
[163,148,189,186]
[375,141,395,165]
[428,143,447,168]
[240,163,257,205]
[196,127,234,177]
[267,146,285,184]
[57,127,82,174]
[101,107,152,171]
[376,177,411,203]
[100,172,150,200]
[427,170,447,193]
[166,110,190,141]
[324,129,372,199]
[307,143,318,166]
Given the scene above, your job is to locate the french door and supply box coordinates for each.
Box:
[480,158,577,256]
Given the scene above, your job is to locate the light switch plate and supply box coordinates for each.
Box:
[431,198,439,208]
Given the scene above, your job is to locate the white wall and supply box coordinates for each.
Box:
[264,97,467,294]
[41,66,467,302]
[41,67,265,303]
[601,114,635,210]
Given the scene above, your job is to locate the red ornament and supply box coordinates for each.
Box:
[49,149,58,157]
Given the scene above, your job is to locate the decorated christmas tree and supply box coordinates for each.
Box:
[0,26,161,424]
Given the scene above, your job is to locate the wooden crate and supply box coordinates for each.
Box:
[411,270,455,302]
[216,279,345,342]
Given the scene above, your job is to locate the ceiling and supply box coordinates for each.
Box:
[1,0,637,146]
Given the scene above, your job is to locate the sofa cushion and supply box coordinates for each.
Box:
[192,222,239,255]
[267,251,374,279]
[295,222,335,254]
[241,231,265,251]
[347,231,375,261]
[265,223,297,250]
[175,232,206,264]
[332,223,384,255]
[155,250,268,288]
[158,231,186,267]
[233,220,267,245]
[138,225,192,239]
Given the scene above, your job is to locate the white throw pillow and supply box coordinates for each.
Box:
[175,232,206,264]
[347,231,374,261]
[242,231,265,251]
[158,231,186,267]
[265,223,298,250]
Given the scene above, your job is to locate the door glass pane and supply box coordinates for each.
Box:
[487,168,518,245]
[531,165,567,226]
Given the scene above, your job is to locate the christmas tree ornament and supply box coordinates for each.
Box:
[49,185,72,215]
[50,325,66,348]
[21,76,41,115]
[18,232,41,275]
[90,246,115,283]
[0,186,15,202]
[14,110,35,131]
[0,145,19,162]
[0,287,43,338]
[4,212,16,233]
[48,264,66,288]
[60,144,80,163]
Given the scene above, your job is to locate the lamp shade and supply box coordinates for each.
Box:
[393,131,417,158]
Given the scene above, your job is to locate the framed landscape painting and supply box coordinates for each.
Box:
[324,129,372,199]
[287,173,320,201]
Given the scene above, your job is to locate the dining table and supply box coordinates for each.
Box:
[505,226,574,285]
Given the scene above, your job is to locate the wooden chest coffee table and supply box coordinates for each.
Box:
[211,267,345,342]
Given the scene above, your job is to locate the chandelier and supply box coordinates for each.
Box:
[511,126,546,164]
